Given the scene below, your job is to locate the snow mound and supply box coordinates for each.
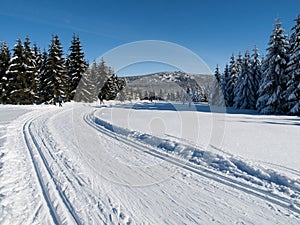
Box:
[93,115,300,198]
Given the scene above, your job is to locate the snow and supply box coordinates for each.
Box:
[1,101,300,224]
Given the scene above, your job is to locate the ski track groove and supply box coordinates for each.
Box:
[26,108,128,225]
[22,110,83,225]
[23,117,63,225]
[84,110,300,217]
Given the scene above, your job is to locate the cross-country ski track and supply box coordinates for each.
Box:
[1,103,300,224]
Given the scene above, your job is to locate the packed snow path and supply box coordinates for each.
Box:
[1,103,300,224]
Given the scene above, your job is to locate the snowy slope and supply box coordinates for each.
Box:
[1,102,300,224]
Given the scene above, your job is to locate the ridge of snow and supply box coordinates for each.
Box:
[93,114,300,201]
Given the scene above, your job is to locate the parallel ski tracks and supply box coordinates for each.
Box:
[84,111,300,217]
[22,111,82,225]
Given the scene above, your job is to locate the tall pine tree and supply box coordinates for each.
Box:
[224,64,233,107]
[33,44,43,103]
[23,37,38,104]
[226,54,238,106]
[66,34,88,101]
[0,42,11,103]
[256,19,290,114]
[233,51,257,109]
[209,65,225,106]
[75,68,96,102]
[5,39,25,104]
[251,45,262,104]
[43,35,67,104]
[38,49,49,103]
[285,14,300,115]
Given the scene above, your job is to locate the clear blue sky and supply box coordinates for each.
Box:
[0,0,299,75]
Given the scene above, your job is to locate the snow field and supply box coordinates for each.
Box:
[1,102,300,224]
[92,104,300,209]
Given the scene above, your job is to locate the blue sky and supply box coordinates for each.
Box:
[0,0,299,75]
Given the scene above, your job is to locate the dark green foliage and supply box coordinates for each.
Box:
[23,37,38,104]
[257,20,290,114]
[43,35,67,104]
[223,64,233,107]
[74,59,126,103]
[285,14,300,115]
[4,37,38,104]
[99,73,121,100]
[209,65,225,106]
[32,44,43,103]
[233,51,257,109]
[38,49,49,103]
[0,42,11,103]
[66,34,88,101]
[251,46,262,103]
[5,39,26,104]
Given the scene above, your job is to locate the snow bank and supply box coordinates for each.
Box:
[93,115,300,197]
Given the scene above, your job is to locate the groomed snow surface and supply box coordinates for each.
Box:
[1,101,300,224]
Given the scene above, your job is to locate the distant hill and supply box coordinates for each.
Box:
[123,71,214,101]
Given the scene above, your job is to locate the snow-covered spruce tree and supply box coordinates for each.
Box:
[96,58,110,92]
[23,37,38,104]
[32,44,43,103]
[230,53,239,86]
[226,54,238,106]
[38,49,49,103]
[66,34,88,101]
[234,51,257,109]
[74,63,97,103]
[99,72,119,100]
[5,39,25,104]
[251,45,262,104]
[0,42,11,103]
[209,65,225,106]
[236,52,243,76]
[223,64,233,107]
[99,68,126,101]
[43,35,67,104]
[285,14,300,115]
[256,20,290,114]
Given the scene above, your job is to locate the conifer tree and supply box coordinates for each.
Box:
[236,52,243,76]
[226,54,237,106]
[230,53,239,87]
[43,35,67,104]
[0,42,11,103]
[33,44,43,103]
[210,65,225,106]
[234,51,257,109]
[38,49,49,103]
[66,34,88,101]
[257,19,290,114]
[5,39,25,104]
[23,37,38,103]
[285,14,300,115]
[96,58,110,91]
[74,64,97,103]
[99,72,119,100]
[251,46,262,103]
[224,64,233,107]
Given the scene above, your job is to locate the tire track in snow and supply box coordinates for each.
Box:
[84,111,300,217]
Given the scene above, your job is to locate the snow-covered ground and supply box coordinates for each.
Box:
[1,101,300,224]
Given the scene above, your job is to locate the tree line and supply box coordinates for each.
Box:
[0,34,125,105]
[210,14,300,116]
[74,58,126,103]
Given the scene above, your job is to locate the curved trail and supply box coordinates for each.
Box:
[2,103,300,224]
[84,110,300,215]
